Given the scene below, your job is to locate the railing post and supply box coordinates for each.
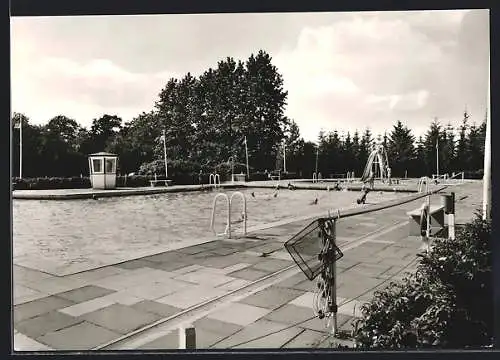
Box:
[449,192,455,240]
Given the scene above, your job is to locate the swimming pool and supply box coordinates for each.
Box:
[13,188,405,276]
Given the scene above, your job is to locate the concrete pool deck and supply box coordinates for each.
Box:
[12,181,483,351]
[11,178,467,200]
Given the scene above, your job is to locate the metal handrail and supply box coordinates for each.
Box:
[209,173,221,188]
[210,191,247,238]
[210,193,230,236]
[417,176,430,193]
[230,191,247,236]
[316,185,448,222]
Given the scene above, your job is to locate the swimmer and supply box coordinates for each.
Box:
[287,182,296,190]
[310,198,318,205]
[356,188,370,204]
[92,194,99,200]
[273,191,279,198]
[251,192,255,198]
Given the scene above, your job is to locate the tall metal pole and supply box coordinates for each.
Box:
[162,129,168,179]
[244,136,249,179]
[19,117,23,178]
[329,220,338,336]
[315,146,319,175]
[436,138,439,178]
[283,143,286,173]
[483,56,491,221]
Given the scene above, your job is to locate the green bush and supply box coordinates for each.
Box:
[353,212,492,349]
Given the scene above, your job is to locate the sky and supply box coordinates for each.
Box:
[11,9,489,142]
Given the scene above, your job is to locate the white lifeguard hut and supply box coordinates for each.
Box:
[88,152,118,189]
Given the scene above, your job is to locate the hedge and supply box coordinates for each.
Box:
[353,211,492,349]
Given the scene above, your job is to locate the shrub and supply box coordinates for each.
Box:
[12,177,92,190]
[353,212,492,349]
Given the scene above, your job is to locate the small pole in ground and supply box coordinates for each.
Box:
[449,192,455,240]
[178,325,196,349]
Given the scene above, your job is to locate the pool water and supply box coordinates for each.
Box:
[13,188,404,275]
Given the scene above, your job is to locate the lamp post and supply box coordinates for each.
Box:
[244,136,249,179]
[283,142,286,173]
[436,137,439,178]
[315,145,319,176]
[161,129,168,179]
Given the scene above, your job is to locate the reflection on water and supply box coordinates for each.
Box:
[13,188,403,275]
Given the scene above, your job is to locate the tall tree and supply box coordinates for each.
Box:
[387,121,416,178]
[454,110,469,173]
[423,118,445,177]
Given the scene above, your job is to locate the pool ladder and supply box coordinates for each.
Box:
[210,192,247,239]
[209,173,221,189]
[417,176,430,193]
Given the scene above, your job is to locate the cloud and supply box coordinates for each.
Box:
[273,9,488,141]
[11,10,488,141]
[11,46,179,126]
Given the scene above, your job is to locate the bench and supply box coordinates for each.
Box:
[407,204,445,236]
[149,179,172,187]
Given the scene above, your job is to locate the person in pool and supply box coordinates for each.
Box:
[357,186,370,204]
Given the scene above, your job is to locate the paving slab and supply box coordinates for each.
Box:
[114,259,158,270]
[263,304,316,325]
[13,265,54,284]
[173,270,234,287]
[227,267,269,281]
[156,285,228,309]
[141,251,189,263]
[282,329,325,348]
[81,303,161,334]
[290,279,317,292]
[131,300,182,317]
[215,278,251,291]
[274,272,309,288]
[36,321,121,350]
[58,295,117,317]
[199,255,247,269]
[14,332,54,351]
[192,316,244,336]
[171,264,205,275]
[211,318,301,349]
[23,276,87,295]
[145,261,193,272]
[15,310,83,339]
[54,285,116,303]
[100,290,144,306]
[14,296,75,323]
[348,263,393,277]
[121,279,193,300]
[14,288,50,306]
[89,268,174,291]
[239,286,305,310]
[61,266,127,284]
[250,258,293,273]
[14,284,41,298]
[206,302,271,326]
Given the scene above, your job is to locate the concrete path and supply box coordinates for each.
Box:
[12,181,482,351]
